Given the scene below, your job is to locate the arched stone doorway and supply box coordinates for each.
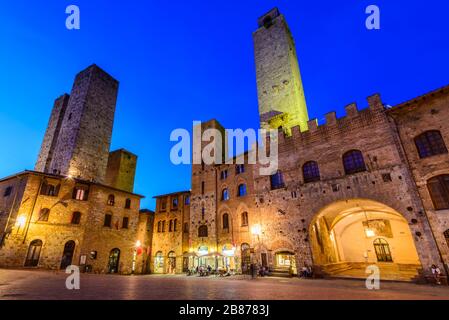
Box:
[309,199,422,281]
[108,248,120,274]
[167,251,176,274]
[24,239,43,267]
[60,240,76,269]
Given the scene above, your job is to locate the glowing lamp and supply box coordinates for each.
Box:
[251,224,262,236]
[16,215,26,227]
[135,240,142,247]
[365,229,375,238]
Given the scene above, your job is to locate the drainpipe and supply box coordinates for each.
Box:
[3,174,22,239]
[22,175,45,244]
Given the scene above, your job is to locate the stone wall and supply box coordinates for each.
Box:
[389,86,449,270]
[151,192,190,273]
[0,172,144,274]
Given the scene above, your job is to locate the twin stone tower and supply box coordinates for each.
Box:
[35,8,308,192]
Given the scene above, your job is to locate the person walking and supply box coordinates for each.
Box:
[431,264,442,285]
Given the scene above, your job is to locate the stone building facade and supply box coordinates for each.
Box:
[150,191,190,274]
[154,8,449,282]
[0,65,151,274]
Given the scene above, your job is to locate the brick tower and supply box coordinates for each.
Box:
[35,64,119,183]
[253,8,309,133]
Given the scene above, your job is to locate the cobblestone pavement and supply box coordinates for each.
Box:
[0,269,448,300]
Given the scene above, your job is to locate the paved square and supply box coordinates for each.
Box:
[0,269,449,300]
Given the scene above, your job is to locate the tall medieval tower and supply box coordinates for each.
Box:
[253,8,309,133]
[35,64,119,183]
[190,120,226,253]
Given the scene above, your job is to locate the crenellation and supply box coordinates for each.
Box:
[368,93,384,110]
[325,111,337,126]
[344,102,359,118]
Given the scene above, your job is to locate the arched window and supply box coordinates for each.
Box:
[343,150,366,175]
[238,184,247,197]
[173,219,177,232]
[169,220,173,232]
[25,239,43,267]
[161,220,166,232]
[107,195,115,206]
[37,208,50,222]
[373,238,393,262]
[155,251,164,270]
[157,221,162,233]
[415,130,448,158]
[241,212,249,227]
[222,188,230,201]
[60,240,76,269]
[198,225,208,237]
[270,171,285,190]
[71,211,81,225]
[427,175,449,210]
[125,198,131,209]
[201,206,205,220]
[222,213,229,230]
[444,229,449,248]
[303,161,320,183]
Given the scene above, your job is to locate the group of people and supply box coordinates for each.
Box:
[186,265,232,277]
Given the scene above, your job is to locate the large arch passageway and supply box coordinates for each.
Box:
[310,199,422,281]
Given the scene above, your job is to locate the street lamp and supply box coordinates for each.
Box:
[251,224,262,237]
[16,215,26,228]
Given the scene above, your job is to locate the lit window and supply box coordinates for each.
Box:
[107,195,115,206]
[72,186,89,201]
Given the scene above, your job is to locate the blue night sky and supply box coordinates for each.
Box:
[1,1,448,210]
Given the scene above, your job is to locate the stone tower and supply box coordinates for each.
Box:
[105,149,137,193]
[35,94,70,173]
[36,64,119,183]
[190,119,226,254]
[253,8,309,133]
